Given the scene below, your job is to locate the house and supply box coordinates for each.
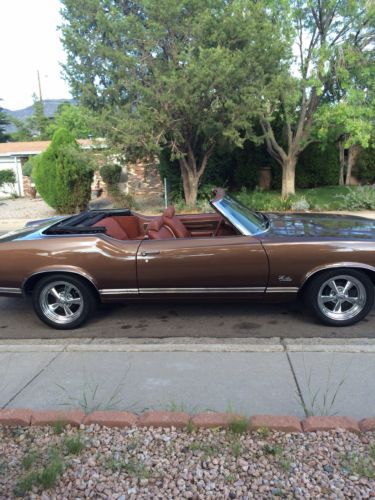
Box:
[0,141,47,197]
[0,140,163,203]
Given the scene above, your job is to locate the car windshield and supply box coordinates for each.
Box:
[211,193,269,236]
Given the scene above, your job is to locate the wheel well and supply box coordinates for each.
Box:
[23,272,100,301]
[300,266,375,293]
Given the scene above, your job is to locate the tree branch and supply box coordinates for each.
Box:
[260,118,287,166]
[197,141,215,178]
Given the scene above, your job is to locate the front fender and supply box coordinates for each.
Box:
[22,265,99,293]
[300,262,375,288]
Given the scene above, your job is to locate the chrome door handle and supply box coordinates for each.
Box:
[141,250,160,256]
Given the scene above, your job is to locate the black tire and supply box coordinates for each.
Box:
[32,274,96,330]
[304,269,374,327]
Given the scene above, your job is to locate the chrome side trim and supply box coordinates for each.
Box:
[266,287,299,293]
[0,287,22,295]
[100,286,300,296]
[99,287,266,295]
[99,288,139,295]
[139,287,265,294]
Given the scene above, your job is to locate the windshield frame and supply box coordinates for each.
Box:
[211,193,269,236]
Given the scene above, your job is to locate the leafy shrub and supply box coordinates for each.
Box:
[33,128,94,213]
[291,196,310,211]
[22,157,39,179]
[296,143,340,188]
[236,187,293,211]
[0,169,16,189]
[22,161,33,177]
[356,147,375,184]
[111,191,137,209]
[100,164,135,208]
[336,186,375,210]
[100,164,122,188]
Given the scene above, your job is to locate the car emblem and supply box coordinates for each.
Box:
[278,275,293,282]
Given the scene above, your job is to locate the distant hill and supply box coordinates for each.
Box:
[3,99,75,133]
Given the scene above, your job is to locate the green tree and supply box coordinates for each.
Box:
[0,102,10,142]
[314,47,375,185]
[61,0,288,205]
[258,0,374,197]
[47,103,94,139]
[11,94,51,141]
[33,128,94,213]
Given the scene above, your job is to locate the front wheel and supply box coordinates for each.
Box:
[305,269,374,327]
[32,274,96,330]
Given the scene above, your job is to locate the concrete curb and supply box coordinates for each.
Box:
[1,409,374,433]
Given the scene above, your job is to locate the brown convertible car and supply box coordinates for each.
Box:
[0,189,374,329]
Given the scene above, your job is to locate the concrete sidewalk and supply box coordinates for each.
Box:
[1,337,374,419]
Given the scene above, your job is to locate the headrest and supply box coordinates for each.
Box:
[163,206,175,218]
[147,218,162,231]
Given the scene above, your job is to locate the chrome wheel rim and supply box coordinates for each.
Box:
[317,275,366,322]
[40,281,83,325]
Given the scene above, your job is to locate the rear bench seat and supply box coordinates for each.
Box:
[93,215,144,240]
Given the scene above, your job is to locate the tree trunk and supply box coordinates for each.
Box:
[345,144,361,186]
[338,140,345,186]
[180,163,199,206]
[281,156,297,198]
[178,144,215,206]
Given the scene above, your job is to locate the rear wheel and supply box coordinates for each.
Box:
[32,274,96,329]
[305,269,374,326]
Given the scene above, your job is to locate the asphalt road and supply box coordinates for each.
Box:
[0,296,374,339]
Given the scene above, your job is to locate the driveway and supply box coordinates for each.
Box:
[0,296,374,339]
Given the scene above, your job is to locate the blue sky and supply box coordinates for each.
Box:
[0,0,71,110]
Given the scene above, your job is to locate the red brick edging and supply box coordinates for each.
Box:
[0,409,374,433]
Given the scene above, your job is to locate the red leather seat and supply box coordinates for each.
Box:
[147,218,175,239]
[163,206,191,238]
[93,218,128,240]
[113,216,145,239]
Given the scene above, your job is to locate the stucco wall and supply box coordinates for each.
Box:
[0,157,23,198]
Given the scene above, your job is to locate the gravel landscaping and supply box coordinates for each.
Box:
[0,197,55,220]
[0,425,374,498]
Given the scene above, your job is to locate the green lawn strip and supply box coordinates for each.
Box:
[236,186,354,211]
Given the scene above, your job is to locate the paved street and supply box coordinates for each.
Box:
[0,296,374,339]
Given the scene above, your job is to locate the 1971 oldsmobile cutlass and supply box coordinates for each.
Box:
[0,189,374,329]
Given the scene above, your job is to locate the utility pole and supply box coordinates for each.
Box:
[37,70,43,101]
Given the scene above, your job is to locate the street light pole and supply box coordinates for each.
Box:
[37,70,43,101]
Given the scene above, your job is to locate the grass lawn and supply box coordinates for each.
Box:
[235,185,370,212]
[300,186,351,209]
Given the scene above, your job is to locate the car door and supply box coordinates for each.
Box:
[136,235,268,297]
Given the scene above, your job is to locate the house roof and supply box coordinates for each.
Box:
[0,139,100,157]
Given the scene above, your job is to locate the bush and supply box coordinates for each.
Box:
[100,164,122,188]
[236,187,293,211]
[22,162,33,178]
[296,143,340,188]
[290,196,310,211]
[33,128,94,213]
[356,147,375,184]
[0,169,16,189]
[335,186,375,210]
[22,157,38,178]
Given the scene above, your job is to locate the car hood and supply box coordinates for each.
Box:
[261,212,375,240]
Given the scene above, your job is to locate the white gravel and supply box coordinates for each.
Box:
[0,425,374,498]
[0,197,55,220]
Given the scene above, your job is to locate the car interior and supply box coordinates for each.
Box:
[91,206,239,240]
